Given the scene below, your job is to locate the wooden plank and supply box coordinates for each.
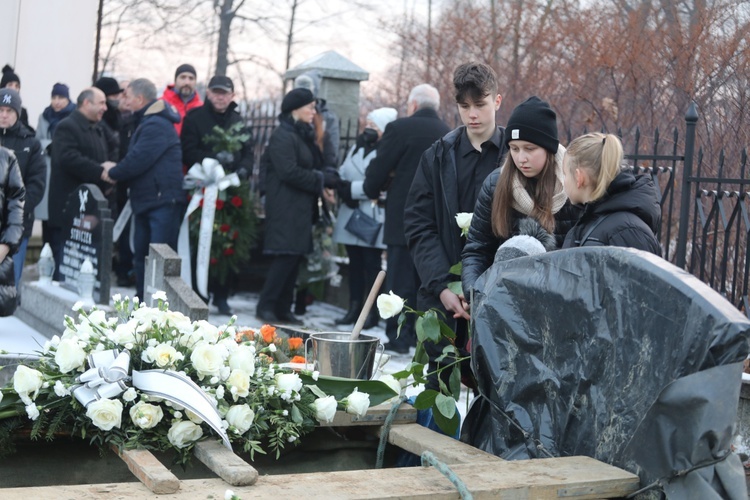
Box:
[112,446,180,494]
[0,457,640,499]
[321,403,418,427]
[373,423,502,465]
[193,440,258,486]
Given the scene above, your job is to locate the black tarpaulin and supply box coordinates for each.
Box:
[461,246,749,498]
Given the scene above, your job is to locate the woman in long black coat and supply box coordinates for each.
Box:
[256,88,327,324]
[0,147,26,316]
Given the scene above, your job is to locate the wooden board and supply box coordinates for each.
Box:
[0,456,639,499]
[113,447,180,494]
[322,403,418,427]
[193,440,258,486]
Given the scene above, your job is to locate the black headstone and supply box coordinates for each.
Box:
[59,184,113,303]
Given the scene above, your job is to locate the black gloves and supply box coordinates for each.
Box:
[323,166,340,188]
[337,179,358,209]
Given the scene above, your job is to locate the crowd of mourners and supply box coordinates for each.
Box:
[0,61,661,366]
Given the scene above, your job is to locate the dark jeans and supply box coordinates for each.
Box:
[115,218,134,280]
[133,203,184,299]
[385,244,420,345]
[257,254,302,317]
[345,244,383,304]
[12,236,29,288]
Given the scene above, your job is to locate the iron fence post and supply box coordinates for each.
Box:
[676,102,699,268]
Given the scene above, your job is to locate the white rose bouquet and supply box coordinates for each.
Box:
[0,294,398,465]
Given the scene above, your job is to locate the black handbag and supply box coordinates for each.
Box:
[345,207,382,245]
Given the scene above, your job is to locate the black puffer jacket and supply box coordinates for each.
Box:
[263,115,323,255]
[0,121,46,238]
[462,168,582,292]
[0,147,25,316]
[562,170,661,255]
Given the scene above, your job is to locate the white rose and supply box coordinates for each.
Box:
[25,403,40,421]
[275,373,303,395]
[455,212,473,236]
[228,345,255,376]
[54,338,87,373]
[313,395,338,423]
[163,310,192,332]
[86,398,123,431]
[193,320,220,343]
[109,319,139,345]
[129,401,164,429]
[225,490,235,500]
[190,342,226,379]
[378,374,405,404]
[122,387,138,402]
[13,365,44,402]
[151,343,179,368]
[225,404,255,434]
[376,291,405,319]
[132,306,166,328]
[186,409,204,424]
[344,388,370,417]
[226,369,250,401]
[167,420,203,448]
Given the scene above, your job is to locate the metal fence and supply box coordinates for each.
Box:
[244,103,750,316]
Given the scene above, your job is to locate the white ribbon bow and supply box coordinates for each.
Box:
[71,348,232,450]
[177,158,241,298]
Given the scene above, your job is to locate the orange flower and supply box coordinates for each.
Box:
[260,324,276,343]
[235,329,255,343]
[290,355,306,364]
[287,337,303,351]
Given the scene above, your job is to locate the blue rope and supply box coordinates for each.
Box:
[375,396,408,469]
[421,451,474,499]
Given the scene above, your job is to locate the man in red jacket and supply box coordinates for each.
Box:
[161,63,202,135]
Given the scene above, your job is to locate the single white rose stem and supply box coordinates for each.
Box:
[350,270,386,340]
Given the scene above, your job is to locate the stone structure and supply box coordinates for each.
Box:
[143,244,208,321]
[284,50,369,148]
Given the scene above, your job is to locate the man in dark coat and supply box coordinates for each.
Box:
[181,75,253,315]
[0,147,25,316]
[362,83,450,353]
[49,87,116,280]
[405,62,507,389]
[104,78,185,301]
[0,88,45,286]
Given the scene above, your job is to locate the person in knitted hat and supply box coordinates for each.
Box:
[35,82,77,258]
[330,107,397,327]
[255,87,339,325]
[161,63,202,135]
[1,65,32,132]
[462,95,582,294]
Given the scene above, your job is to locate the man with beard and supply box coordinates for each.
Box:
[161,64,202,136]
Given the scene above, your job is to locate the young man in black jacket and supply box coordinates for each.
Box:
[404,62,507,390]
[0,88,45,286]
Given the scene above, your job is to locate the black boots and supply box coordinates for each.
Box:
[362,306,380,329]
[335,301,362,325]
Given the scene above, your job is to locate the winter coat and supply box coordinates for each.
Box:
[181,100,253,175]
[405,126,507,313]
[108,100,185,215]
[263,116,323,255]
[162,85,202,136]
[35,102,76,221]
[0,121,45,238]
[331,141,385,249]
[363,108,451,246]
[562,170,661,254]
[49,110,116,228]
[462,169,582,293]
[0,147,25,315]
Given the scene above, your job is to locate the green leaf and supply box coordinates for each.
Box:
[435,393,457,419]
[432,403,460,436]
[414,342,429,365]
[447,281,463,296]
[449,365,462,400]
[298,373,397,407]
[412,390,438,410]
[439,320,457,340]
[449,262,463,275]
[416,311,441,344]
[306,384,328,399]
[291,404,303,424]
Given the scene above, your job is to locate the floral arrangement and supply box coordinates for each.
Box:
[0,294,397,465]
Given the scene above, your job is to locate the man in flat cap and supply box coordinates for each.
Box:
[162,63,202,135]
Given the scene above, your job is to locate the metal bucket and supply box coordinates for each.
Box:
[305,332,383,380]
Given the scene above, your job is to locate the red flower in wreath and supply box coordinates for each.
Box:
[220,223,231,233]
[223,247,235,256]
[231,230,239,240]
[210,257,218,265]
[199,198,204,208]
[231,196,242,208]
[216,199,225,210]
